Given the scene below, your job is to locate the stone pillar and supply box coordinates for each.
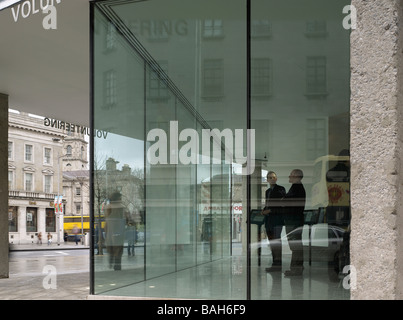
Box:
[350,0,403,299]
[38,207,46,240]
[0,94,8,278]
[18,206,26,244]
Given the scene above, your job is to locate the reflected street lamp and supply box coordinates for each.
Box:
[76,177,86,245]
[52,137,65,246]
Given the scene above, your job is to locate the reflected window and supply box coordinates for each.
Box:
[105,23,117,51]
[104,70,117,107]
[306,119,327,160]
[203,19,223,38]
[305,21,327,37]
[148,60,169,100]
[306,56,327,94]
[251,20,272,38]
[251,58,272,96]
[202,59,224,98]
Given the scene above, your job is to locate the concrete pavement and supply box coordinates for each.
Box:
[9,242,89,251]
[1,243,90,300]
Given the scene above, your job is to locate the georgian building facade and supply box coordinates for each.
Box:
[8,111,65,244]
[8,111,90,244]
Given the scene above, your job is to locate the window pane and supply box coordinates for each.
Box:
[44,148,51,164]
[93,0,245,299]
[92,0,349,301]
[46,209,56,232]
[26,208,37,232]
[44,175,52,193]
[25,173,33,191]
[8,206,18,232]
[25,145,32,161]
[251,0,350,299]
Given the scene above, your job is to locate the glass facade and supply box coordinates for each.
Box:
[91,0,350,299]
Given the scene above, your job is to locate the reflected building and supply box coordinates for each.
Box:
[91,0,350,299]
[8,111,64,244]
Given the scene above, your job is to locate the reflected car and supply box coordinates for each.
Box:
[252,223,347,278]
[283,224,346,264]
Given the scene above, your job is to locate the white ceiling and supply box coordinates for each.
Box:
[0,0,90,126]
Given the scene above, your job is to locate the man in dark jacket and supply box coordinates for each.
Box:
[283,169,306,276]
[262,171,286,272]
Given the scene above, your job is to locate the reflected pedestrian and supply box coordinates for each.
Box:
[105,192,125,270]
[47,232,53,245]
[37,232,42,245]
[261,171,286,272]
[283,169,306,276]
[72,225,79,245]
[126,222,136,256]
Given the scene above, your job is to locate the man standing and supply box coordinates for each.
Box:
[283,169,306,276]
[262,171,286,272]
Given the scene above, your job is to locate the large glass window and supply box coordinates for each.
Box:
[25,172,33,192]
[8,206,18,232]
[25,144,33,162]
[91,0,350,300]
[46,209,56,232]
[26,208,37,232]
[250,0,350,300]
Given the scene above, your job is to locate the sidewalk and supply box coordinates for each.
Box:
[9,242,90,251]
[2,242,90,300]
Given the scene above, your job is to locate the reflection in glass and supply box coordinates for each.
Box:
[92,0,241,298]
[92,0,350,300]
[251,0,350,299]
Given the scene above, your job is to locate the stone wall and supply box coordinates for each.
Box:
[350,0,403,299]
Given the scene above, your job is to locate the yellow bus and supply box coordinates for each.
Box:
[63,216,91,235]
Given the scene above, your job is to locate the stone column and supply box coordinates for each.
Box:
[0,94,8,278]
[18,206,26,244]
[350,0,403,299]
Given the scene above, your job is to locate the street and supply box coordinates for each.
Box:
[0,249,90,300]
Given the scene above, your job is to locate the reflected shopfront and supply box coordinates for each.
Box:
[90,0,350,299]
